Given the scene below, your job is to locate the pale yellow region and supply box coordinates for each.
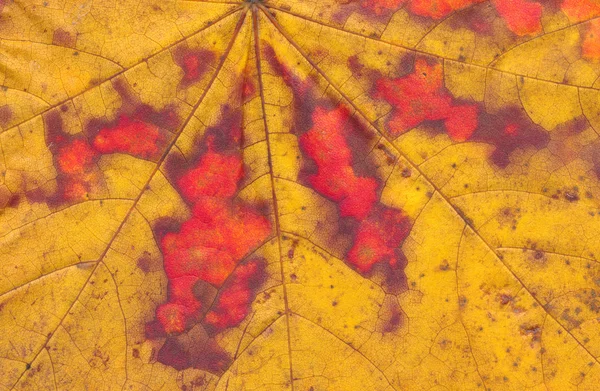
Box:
[492,27,600,87]
[0,40,122,105]
[444,60,487,102]
[215,316,292,391]
[98,154,156,199]
[270,133,302,181]
[0,88,49,132]
[0,358,27,391]
[282,234,386,346]
[498,248,600,357]
[267,0,391,37]
[416,138,568,199]
[0,263,93,364]
[290,315,395,391]
[0,118,55,229]
[136,169,190,224]
[381,157,434,219]
[13,263,127,391]
[452,191,600,259]
[484,69,521,113]
[266,12,380,115]
[457,227,600,390]
[0,199,131,294]
[381,10,435,48]
[580,88,600,132]
[518,78,581,130]
[239,170,272,208]
[275,177,347,257]
[2,0,238,68]
[394,127,455,165]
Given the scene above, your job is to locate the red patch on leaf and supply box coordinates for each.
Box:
[40,81,179,205]
[204,259,267,333]
[265,45,411,289]
[348,206,411,274]
[300,106,379,219]
[492,0,543,36]
[367,55,549,167]
[92,114,166,160]
[149,106,271,352]
[375,58,479,141]
[43,111,100,204]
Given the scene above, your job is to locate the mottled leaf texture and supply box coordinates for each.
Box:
[2,0,600,390]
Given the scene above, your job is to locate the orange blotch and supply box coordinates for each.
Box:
[92,114,166,159]
[299,106,379,219]
[204,259,266,332]
[57,138,98,175]
[561,0,600,21]
[375,58,479,141]
[492,0,543,36]
[582,19,600,60]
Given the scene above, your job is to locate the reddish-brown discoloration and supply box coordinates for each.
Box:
[470,107,549,168]
[146,106,271,373]
[52,28,76,48]
[265,44,411,290]
[561,0,600,21]
[0,104,13,127]
[173,46,216,88]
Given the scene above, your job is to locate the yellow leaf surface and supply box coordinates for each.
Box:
[2,0,600,390]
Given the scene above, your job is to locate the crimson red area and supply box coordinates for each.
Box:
[204,259,266,332]
[39,80,179,205]
[301,106,411,274]
[375,58,479,142]
[92,114,166,159]
[150,107,271,341]
[300,106,379,219]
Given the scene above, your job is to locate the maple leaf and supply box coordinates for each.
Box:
[1,0,600,390]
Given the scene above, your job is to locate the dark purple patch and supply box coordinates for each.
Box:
[172,46,216,89]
